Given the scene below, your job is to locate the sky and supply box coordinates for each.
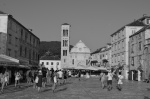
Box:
[0,0,150,52]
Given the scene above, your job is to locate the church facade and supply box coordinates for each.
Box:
[61,23,91,68]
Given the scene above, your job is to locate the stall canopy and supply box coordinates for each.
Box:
[0,54,19,67]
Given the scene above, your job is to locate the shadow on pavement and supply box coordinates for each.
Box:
[41,88,52,92]
[1,84,32,94]
[144,96,150,99]
[55,87,67,93]
[58,82,73,87]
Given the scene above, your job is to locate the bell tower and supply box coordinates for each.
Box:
[61,23,70,68]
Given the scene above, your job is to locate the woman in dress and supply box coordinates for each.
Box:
[37,70,43,92]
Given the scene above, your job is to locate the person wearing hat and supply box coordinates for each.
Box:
[37,70,43,92]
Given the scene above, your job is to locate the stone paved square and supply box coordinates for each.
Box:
[0,77,150,99]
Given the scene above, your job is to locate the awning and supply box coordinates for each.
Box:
[19,65,30,69]
[0,54,19,63]
[0,55,19,67]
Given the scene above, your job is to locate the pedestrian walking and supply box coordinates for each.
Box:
[0,73,5,93]
[63,70,68,83]
[46,69,51,84]
[78,70,81,81]
[15,71,21,88]
[26,70,31,84]
[33,70,38,88]
[57,70,63,85]
[4,70,9,86]
[107,70,114,91]
[42,68,47,88]
[37,70,43,92]
[117,72,124,91]
[101,72,108,89]
[52,71,58,93]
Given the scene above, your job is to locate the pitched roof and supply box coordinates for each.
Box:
[71,40,91,53]
[111,16,150,36]
[62,23,70,25]
[40,55,60,60]
[129,25,150,38]
[127,20,145,26]
[0,10,7,14]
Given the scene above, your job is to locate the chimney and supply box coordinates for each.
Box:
[143,14,147,17]
[28,29,33,32]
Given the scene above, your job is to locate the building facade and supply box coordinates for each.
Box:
[40,55,61,70]
[61,23,70,68]
[61,23,91,68]
[0,11,40,67]
[129,25,150,81]
[91,43,111,67]
[69,40,91,67]
[110,16,150,79]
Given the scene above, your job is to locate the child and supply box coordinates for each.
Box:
[117,72,123,91]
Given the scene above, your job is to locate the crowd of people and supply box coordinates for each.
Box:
[0,67,72,93]
[0,66,124,94]
[99,69,124,91]
[25,68,70,92]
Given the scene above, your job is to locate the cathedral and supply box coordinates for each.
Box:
[61,23,91,69]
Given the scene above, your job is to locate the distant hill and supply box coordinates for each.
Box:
[39,41,73,58]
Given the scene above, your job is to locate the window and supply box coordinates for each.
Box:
[9,20,12,29]
[139,33,142,39]
[8,34,12,44]
[118,54,120,62]
[131,57,134,66]
[139,55,142,65]
[57,62,59,65]
[63,30,68,37]
[118,32,120,38]
[8,49,11,56]
[15,50,17,58]
[63,50,67,56]
[46,62,49,65]
[21,29,23,40]
[147,19,150,24]
[33,51,35,60]
[132,30,136,35]
[15,37,18,46]
[30,35,32,44]
[72,59,74,65]
[51,62,53,65]
[25,32,28,42]
[20,46,22,56]
[64,59,66,63]
[122,53,124,62]
[139,41,142,51]
[118,41,120,50]
[25,47,27,58]
[131,44,134,53]
[41,62,44,65]
[122,40,124,48]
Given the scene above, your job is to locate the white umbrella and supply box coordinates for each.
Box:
[93,66,107,71]
[86,66,97,71]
